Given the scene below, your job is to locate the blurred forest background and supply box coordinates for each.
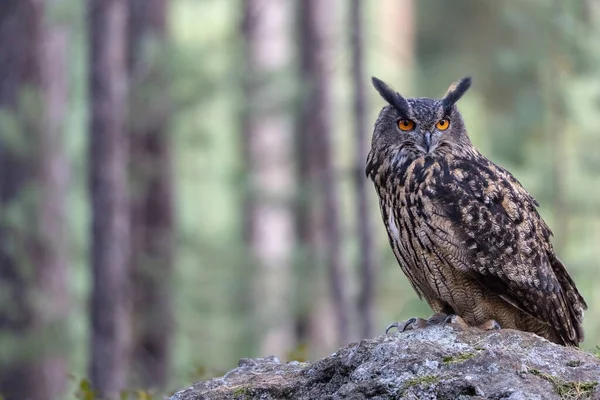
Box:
[1,0,600,399]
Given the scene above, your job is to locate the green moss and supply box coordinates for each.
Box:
[442,351,477,364]
[530,368,597,399]
[232,386,252,399]
[403,374,439,391]
[566,360,582,367]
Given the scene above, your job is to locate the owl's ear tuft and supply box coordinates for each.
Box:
[442,76,472,114]
[371,77,410,116]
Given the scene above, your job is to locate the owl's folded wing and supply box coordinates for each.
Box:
[428,157,586,345]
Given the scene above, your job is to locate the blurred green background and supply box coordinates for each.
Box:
[1,0,600,399]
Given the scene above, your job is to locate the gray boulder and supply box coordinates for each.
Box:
[170,325,600,399]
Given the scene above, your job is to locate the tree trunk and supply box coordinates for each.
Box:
[380,0,415,85]
[241,0,296,359]
[34,0,71,398]
[0,2,43,399]
[88,0,131,397]
[0,1,69,399]
[128,0,174,390]
[350,0,377,340]
[298,0,349,351]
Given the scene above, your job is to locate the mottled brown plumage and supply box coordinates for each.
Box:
[366,77,587,346]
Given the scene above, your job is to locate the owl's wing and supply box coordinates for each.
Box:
[429,156,587,345]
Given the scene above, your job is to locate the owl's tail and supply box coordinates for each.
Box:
[550,254,587,345]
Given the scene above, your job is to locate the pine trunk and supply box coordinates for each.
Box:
[298,0,349,352]
[35,0,71,397]
[0,1,69,399]
[380,0,415,84]
[351,0,377,340]
[128,0,174,390]
[241,0,296,358]
[88,0,131,397]
[129,0,173,389]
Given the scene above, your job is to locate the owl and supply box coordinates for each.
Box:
[366,77,587,346]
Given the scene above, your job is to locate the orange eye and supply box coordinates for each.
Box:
[397,119,415,131]
[436,119,450,131]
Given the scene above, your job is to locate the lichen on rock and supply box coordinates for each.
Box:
[170,325,600,399]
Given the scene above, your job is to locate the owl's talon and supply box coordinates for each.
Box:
[404,317,427,331]
[386,317,430,333]
[385,322,400,334]
[386,318,414,334]
[387,313,458,334]
[444,314,470,329]
[477,319,501,331]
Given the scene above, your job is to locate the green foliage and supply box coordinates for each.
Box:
[74,379,96,400]
[72,377,158,400]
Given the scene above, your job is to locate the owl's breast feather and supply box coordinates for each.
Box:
[387,205,401,244]
[396,155,444,197]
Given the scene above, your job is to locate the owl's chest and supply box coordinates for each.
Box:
[382,157,448,266]
[384,194,450,301]
[387,156,444,215]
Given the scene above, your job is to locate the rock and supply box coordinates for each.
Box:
[170,325,600,399]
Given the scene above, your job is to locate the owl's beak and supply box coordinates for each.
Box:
[423,132,433,152]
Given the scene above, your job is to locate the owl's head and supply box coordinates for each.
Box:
[370,77,474,160]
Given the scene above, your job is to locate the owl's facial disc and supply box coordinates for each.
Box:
[370,76,473,157]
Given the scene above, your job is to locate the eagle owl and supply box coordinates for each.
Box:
[366,77,587,346]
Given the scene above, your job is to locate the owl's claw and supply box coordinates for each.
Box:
[386,317,428,333]
[386,313,451,334]
[386,318,415,334]
[477,319,501,331]
[444,314,470,329]
[387,313,502,334]
[385,322,398,334]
